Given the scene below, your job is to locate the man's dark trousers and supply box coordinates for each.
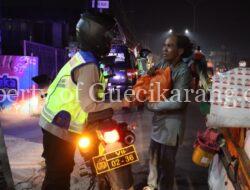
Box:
[147,139,178,190]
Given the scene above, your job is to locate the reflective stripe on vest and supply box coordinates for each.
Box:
[97,72,107,99]
[41,51,97,134]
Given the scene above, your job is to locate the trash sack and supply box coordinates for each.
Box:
[187,50,210,91]
[133,66,172,103]
[207,67,250,128]
[208,154,235,190]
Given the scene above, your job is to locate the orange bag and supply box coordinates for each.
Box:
[133,66,172,103]
[133,75,151,102]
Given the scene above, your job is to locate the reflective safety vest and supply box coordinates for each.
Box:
[41,51,97,134]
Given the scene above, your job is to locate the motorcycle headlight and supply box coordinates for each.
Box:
[103,129,120,144]
[78,137,91,149]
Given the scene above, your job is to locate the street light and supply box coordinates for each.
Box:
[168,29,173,34]
[185,29,190,35]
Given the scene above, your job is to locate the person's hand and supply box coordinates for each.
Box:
[122,98,132,108]
[127,122,137,131]
[147,67,157,76]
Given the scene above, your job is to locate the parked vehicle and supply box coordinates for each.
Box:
[104,44,138,95]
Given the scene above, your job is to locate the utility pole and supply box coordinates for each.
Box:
[0,123,15,190]
[185,0,205,33]
[0,0,2,54]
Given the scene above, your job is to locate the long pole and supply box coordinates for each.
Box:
[0,124,15,190]
[186,0,203,33]
[193,4,197,33]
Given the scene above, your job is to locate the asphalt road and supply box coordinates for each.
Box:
[1,101,209,190]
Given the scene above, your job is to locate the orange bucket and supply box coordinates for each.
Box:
[192,145,216,167]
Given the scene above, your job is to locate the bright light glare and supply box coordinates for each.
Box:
[127,72,132,77]
[113,75,124,80]
[239,61,247,67]
[168,29,173,34]
[78,137,90,149]
[103,130,120,144]
[185,29,190,34]
[9,95,40,115]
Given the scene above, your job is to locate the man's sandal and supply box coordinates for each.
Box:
[143,186,154,190]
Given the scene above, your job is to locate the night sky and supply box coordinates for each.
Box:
[121,0,250,57]
[2,0,250,57]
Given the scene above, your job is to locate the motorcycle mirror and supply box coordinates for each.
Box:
[104,74,116,79]
[100,56,116,66]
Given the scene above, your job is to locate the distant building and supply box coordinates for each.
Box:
[1,18,69,55]
[208,50,238,71]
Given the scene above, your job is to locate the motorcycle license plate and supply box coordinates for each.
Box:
[92,145,139,175]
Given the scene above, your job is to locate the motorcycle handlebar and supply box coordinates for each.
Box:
[87,108,114,124]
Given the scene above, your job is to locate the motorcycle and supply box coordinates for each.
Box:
[77,108,139,190]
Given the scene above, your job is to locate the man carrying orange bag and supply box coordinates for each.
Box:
[140,34,193,190]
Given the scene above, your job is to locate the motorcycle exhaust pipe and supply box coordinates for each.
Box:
[124,131,136,145]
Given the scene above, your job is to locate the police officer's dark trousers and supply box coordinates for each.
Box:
[41,129,76,190]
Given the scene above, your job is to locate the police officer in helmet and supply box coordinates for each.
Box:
[40,11,129,190]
